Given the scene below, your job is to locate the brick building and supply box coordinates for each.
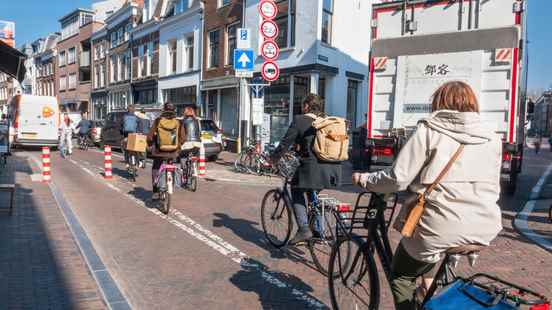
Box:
[201,0,243,144]
[56,9,103,113]
[34,33,60,97]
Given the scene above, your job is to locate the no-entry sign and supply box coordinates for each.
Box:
[261,40,279,61]
[259,0,278,20]
[261,61,280,82]
[260,20,279,40]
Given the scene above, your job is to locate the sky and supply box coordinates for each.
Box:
[1,0,551,92]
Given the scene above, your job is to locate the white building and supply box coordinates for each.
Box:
[244,0,371,143]
[158,0,203,113]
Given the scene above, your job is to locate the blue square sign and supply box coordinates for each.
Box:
[234,49,255,71]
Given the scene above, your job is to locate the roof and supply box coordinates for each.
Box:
[59,8,95,23]
[0,40,27,82]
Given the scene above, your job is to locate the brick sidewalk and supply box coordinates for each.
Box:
[0,155,105,310]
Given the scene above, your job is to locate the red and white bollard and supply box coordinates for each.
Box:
[198,145,206,177]
[104,145,113,179]
[42,146,51,182]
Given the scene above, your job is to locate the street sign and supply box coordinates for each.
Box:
[233,48,254,72]
[261,40,280,61]
[235,70,253,78]
[237,28,251,49]
[260,20,279,40]
[261,61,280,82]
[259,0,278,20]
[252,98,264,126]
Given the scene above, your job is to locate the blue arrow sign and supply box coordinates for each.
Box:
[234,49,254,71]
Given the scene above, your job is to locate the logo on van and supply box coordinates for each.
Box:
[42,106,55,118]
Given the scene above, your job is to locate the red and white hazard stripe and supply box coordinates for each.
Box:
[373,57,388,71]
[104,145,113,179]
[42,146,51,182]
[198,145,206,177]
[495,48,512,63]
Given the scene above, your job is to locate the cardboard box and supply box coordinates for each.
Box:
[126,133,147,153]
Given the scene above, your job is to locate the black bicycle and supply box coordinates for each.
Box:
[327,192,550,310]
[78,134,91,151]
[180,150,198,192]
[260,178,351,276]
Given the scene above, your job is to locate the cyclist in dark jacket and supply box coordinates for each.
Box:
[273,94,342,245]
[121,105,138,168]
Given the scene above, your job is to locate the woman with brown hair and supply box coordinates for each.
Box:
[353,81,503,309]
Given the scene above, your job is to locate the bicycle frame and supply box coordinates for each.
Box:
[156,162,176,195]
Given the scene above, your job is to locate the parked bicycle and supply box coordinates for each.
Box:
[260,176,351,276]
[155,159,178,215]
[235,140,274,175]
[327,191,550,310]
[180,151,198,192]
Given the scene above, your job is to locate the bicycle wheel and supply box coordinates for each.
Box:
[261,189,293,248]
[189,175,198,192]
[128,155,137,182]
[328,237,380,310]
[309,210,348,276]
[160,191,171,215]
[234,151,248,173]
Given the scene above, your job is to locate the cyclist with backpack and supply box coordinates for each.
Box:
[121,105,139,168]
[147,103,185,200]
[272,94,344,245]
[180,105,202,160]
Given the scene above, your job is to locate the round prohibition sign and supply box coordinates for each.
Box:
[260,20,279,40]
[261,61,280,82]
[259,0,278,20]
[261,40,280,61]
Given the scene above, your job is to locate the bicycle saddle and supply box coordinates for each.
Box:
[446,244,485,255]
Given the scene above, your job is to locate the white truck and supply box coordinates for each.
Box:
[367,0,528,194]
[8,94,60,147]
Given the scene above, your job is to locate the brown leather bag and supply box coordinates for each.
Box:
[394,144,465,237]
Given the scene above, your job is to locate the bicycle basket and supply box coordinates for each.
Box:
[276,151,301,179]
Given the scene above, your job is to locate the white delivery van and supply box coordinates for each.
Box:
[8,94,60,147]
[367,0,527,194]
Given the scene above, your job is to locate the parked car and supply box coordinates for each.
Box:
[199,119,223,161]
[100,111,126,150]
[90,120,104,146]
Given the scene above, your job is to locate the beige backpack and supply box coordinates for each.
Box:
[306,114,349,162]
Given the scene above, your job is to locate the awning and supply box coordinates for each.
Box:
[0,40,26,82]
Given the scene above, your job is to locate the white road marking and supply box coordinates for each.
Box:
[514,163,552,252]
[60,155,326,308]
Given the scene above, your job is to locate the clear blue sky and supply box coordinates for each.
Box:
[1,0,551,91]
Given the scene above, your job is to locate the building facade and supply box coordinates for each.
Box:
[0,73,14,116]
[104,1,143,113]
[91,27,109,120]
[56,9,103,113]
[159,0,203,114]
[34,33,61,97]
[201,0,243,144]
[532,91,552,137]
[244,0,370,143]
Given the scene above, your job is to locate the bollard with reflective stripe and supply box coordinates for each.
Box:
[198,145,206,177]
[42,146,51,182]
[104,145,113,179]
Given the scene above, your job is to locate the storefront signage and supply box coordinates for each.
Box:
[259,0,278,20]
[260,20,279,40]
[261,40,279,61]
[261,61,280,82]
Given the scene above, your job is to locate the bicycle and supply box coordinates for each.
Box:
[180,150,198,192]
[78,134,90,151]
[235,140,274,175]
[155,159,177,215]
[127,151,139,182]
[260,177,351,276]
[327,191,550,310]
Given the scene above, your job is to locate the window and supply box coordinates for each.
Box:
[100,64,105,87]
[59,51,66,66]
[111,32,118,48]
[148,41,154,74]
[226,24,238,66]
[68,74,77,89]
[347,80,359,128]
[110,55,118,83]
[125,24,132,42]
[61,16,79,40]
[175,0,189,15]
[118,28,124,44]
[139,44,148,77]
[59,76,66,91]
[126,51,132,80]
[275,15,288,49]
[185,36,194,70]
[322,0,333,44]
[68,47,76,64]
[168,40,177,74]
[218,0,230,8]
[118,54,124,81]
[208,30,220,68]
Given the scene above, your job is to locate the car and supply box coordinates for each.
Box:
[90,120,104,146]
[100,111,126,150]
[199,119,223,161]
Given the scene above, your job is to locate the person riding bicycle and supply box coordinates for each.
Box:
[352,81,502,310]
[75,113,92,147]
[121,105,139,168]
[180,104,202,170]
[272,94,342,245]
[147,103,185,200]
[59,113,74,158]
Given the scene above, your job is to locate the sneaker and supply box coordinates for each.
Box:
[289,229,313,246]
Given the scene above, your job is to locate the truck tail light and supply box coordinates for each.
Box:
[373,146,394,156]
[335,203,352,213]
[503,153,511,161]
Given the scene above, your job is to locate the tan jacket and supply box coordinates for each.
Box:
[360,110,503,263]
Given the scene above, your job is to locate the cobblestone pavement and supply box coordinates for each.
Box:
[0,155,105,310]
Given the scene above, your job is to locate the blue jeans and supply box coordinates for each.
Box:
[291,188,322,232]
